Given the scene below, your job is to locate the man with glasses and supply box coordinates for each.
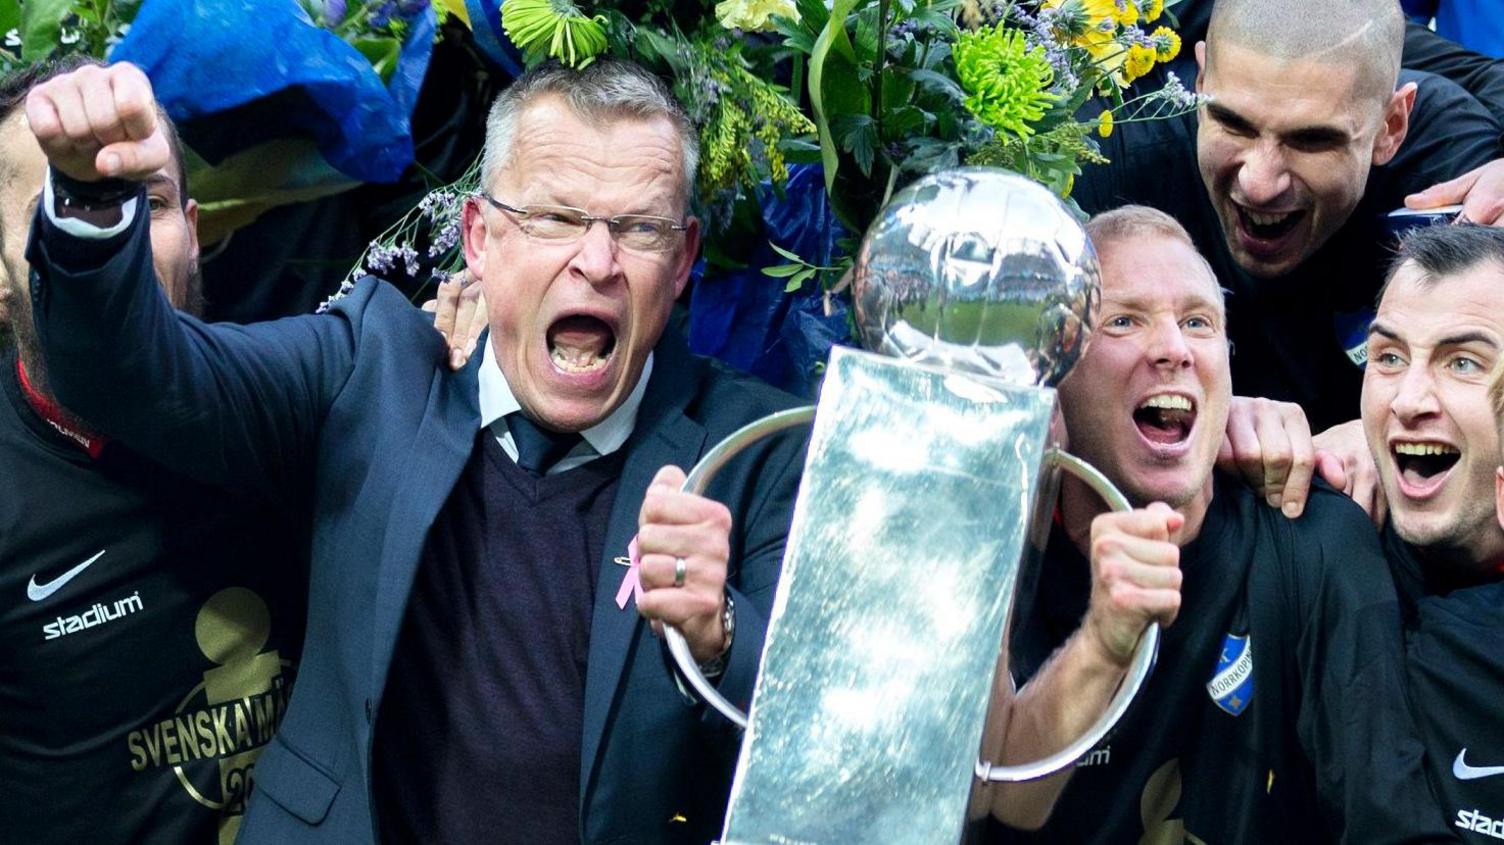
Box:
[22,58,807,844]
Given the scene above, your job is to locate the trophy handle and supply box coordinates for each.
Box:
[664,406,818,729]
[974,447,1160,783]
[662,414,1161,763]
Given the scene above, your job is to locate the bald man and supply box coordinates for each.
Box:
[1077,0,1503,432]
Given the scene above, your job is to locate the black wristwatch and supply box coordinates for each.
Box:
[50,168,138,228]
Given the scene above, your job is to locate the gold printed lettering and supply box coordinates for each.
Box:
[127,731,147,772]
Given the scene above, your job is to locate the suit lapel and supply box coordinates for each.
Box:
[369,351,483,698]
[579,332,707,796]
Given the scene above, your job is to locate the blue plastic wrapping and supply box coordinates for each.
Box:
[689,164,853,398]
[464,0,525,77]
[111,0,436,184]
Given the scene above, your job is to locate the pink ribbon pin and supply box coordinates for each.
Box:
[615,535,644,610]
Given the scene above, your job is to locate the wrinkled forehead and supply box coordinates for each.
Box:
[496,98,685,195]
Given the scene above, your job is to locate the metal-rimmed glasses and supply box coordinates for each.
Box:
[478,193,690,254]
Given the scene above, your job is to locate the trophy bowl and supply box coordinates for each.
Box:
[852,167,1099,388]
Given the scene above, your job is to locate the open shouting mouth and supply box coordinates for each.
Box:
[1391,440,1460,499]
[1232,202,1307,263]
[547,313,617,375]
[1134,393,1197,448]
[1236,206,1304,241]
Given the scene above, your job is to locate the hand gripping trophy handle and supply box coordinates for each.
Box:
[662,405,1160,782]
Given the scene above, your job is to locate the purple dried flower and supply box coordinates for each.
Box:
[365,244,396,273]
[427,223,461,257]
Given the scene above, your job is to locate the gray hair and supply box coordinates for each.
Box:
[480,58,699,210]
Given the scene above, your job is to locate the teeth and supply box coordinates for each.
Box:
[1244,210,1290,226]
[1139,394,1193,412]
[1394,442,1459,456]
[550,346,609,373]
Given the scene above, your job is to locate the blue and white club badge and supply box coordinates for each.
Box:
[1207,633,1254,717]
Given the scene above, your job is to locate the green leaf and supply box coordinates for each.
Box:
[20,0,71,60]
[0,2,20,36]
[904,136,960,175]
[921,40,952,71]
[808,0,865,193]
[779,137,824,165]
[832,113,878,177]
[883,104,931,139]
[908,6,958,38]
[779,28,816,55]
[906,68,964,102]
[761,263,805,278]
[353,37,401,83]
[768,241,806,263]
[785,267,817,292]
[634,27,683,73]
[853,4,881,65]
[794,0,831,35]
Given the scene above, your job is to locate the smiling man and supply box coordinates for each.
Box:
[1077,0,1502,431]
[21,58,806,844]
[995,206,1455,843]
[1358,224,1504,838]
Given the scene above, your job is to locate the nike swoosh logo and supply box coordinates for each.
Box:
[1454,749,1504,781]
[27,550,107,602]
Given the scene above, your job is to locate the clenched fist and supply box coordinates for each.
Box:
[1084,503,1185,666]
[25,62,169,184]
[636,465,733,664]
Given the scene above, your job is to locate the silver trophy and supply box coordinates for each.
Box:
[666,168,1158,844]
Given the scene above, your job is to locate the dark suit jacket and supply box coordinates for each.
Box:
[28,209,807,844]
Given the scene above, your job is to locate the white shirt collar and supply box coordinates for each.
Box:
[477,339,650,459]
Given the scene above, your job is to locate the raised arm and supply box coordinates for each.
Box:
[987,504,1184,830]
[24,62,359,499]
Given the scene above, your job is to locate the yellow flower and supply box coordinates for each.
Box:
[1151,26,1181,61]
[1114,0,1139,26]
[1143,0,1164,22]
[1124,44,1156,82]
[1097,109,1114,138]
[1043,0,1118,43]
[714,0,799,32]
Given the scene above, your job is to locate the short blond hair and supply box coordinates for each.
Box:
[1085,205,1225,312]
[1086,205,1195,248]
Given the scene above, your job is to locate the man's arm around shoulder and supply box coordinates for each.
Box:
[1279,485,1457,843]
[24,63,370,499]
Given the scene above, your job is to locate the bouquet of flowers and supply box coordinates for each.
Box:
[352,0,1200,299]
[0,0,447,74]
[510,0,1198,226]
